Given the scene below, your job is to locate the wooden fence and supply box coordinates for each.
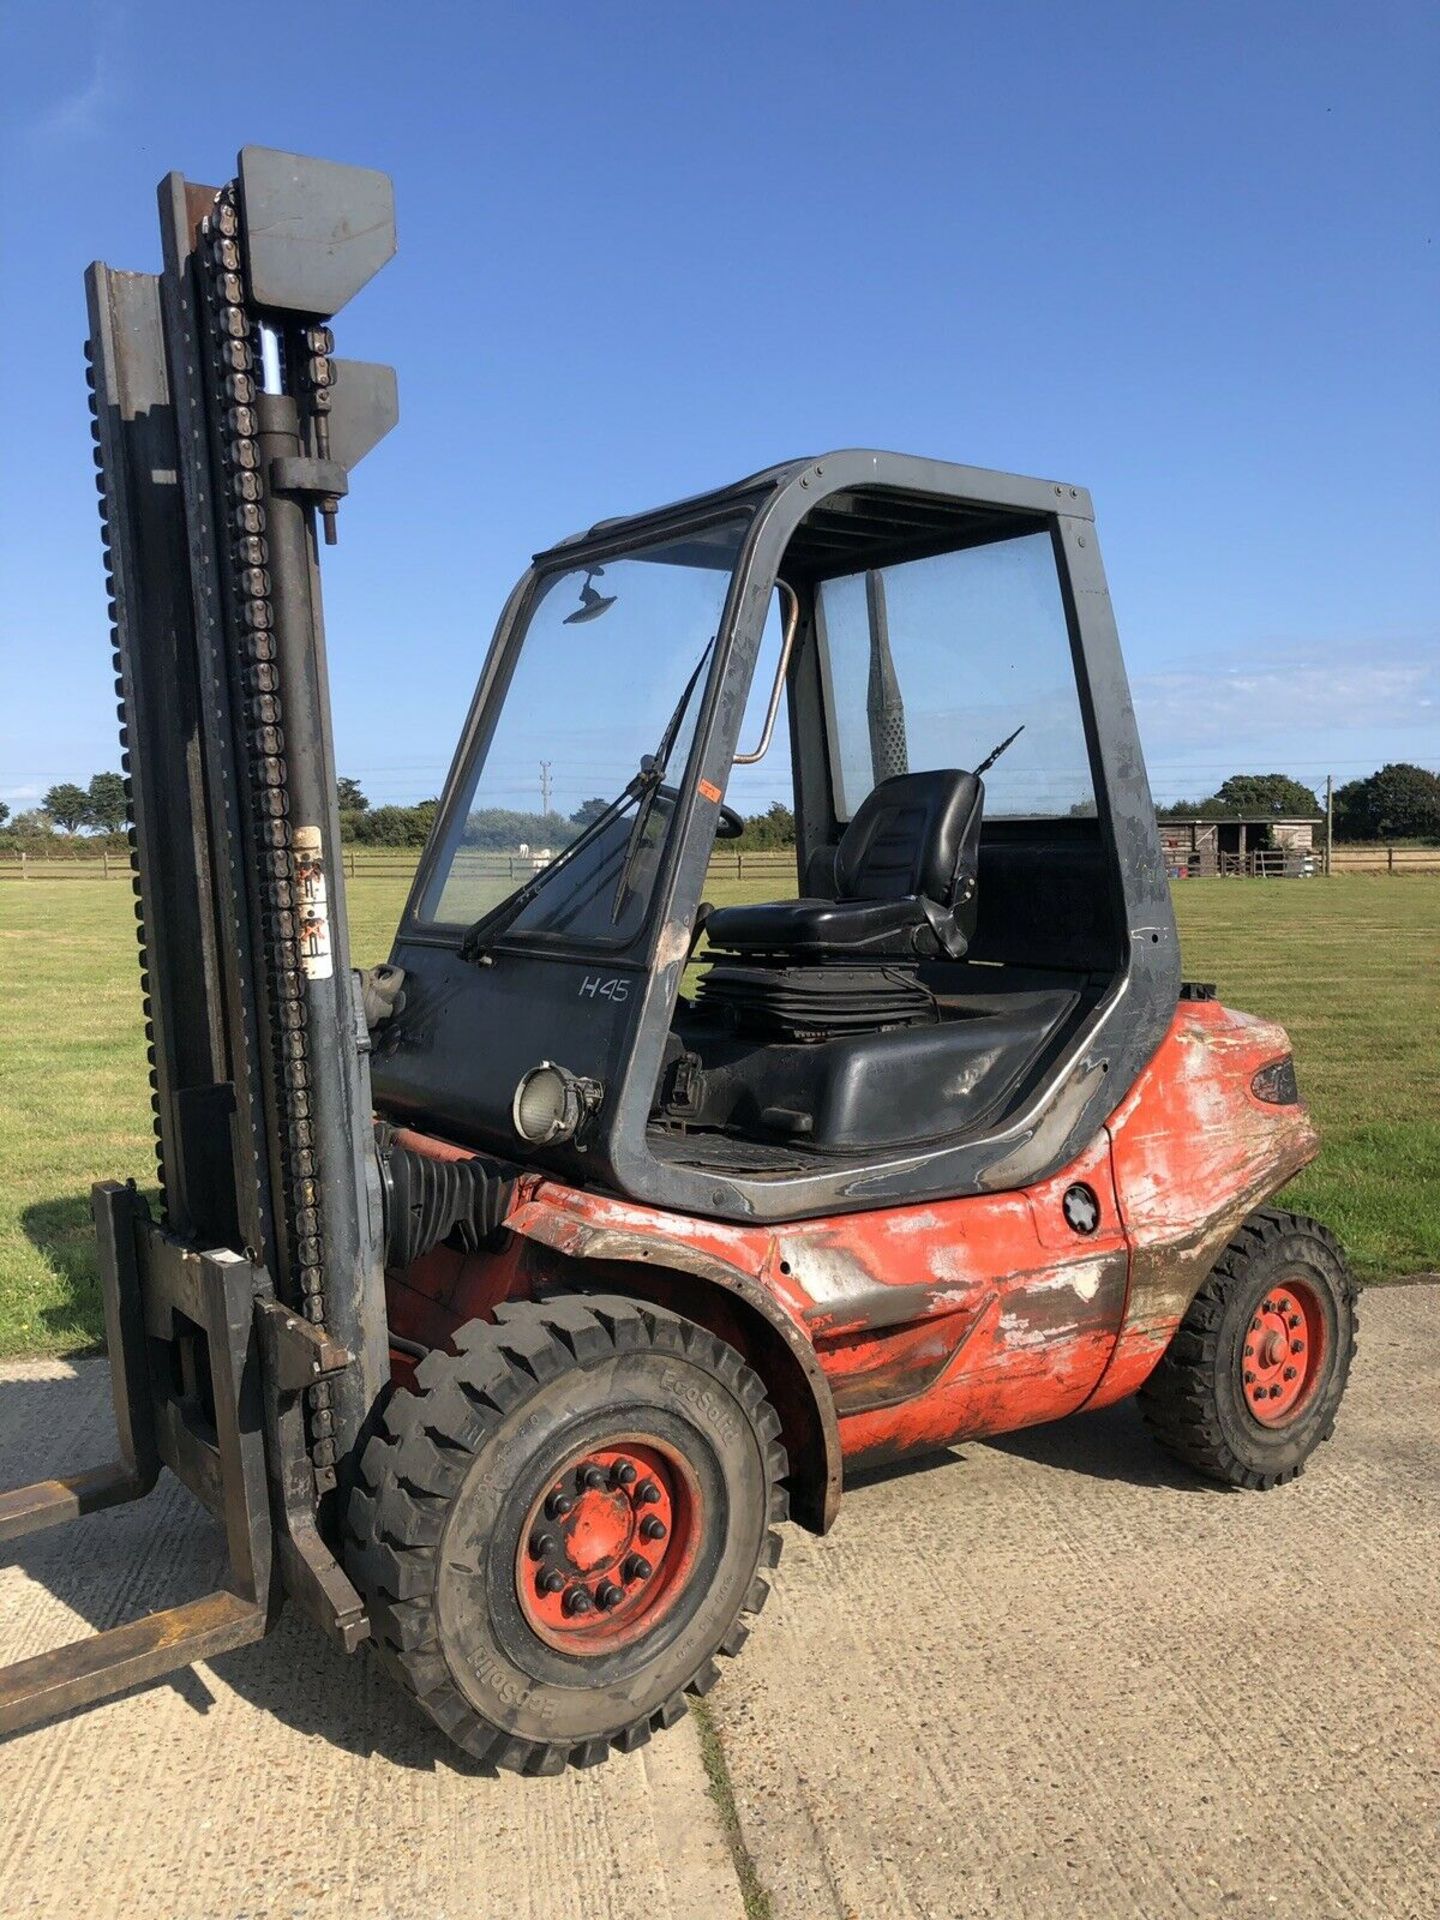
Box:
[3,845,1437,882]
[1328,847,1440,874]
[0,847,804,883]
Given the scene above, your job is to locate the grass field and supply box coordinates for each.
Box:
[1,874,1436,1359]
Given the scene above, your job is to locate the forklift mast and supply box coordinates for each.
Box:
[0,149,398,1732]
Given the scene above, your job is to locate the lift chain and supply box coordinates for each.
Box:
[296,325,340,545]
[197,186,335,1473]
[85,346,166,1202]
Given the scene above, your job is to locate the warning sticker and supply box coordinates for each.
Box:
[292,826,334,981]
[697,777,723,804]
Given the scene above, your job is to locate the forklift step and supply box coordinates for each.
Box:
[0,1589,267,1740]
[0,1462,155,1547]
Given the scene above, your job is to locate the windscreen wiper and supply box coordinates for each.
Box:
[459,635,716,963]
[609,636,714,925]
[458,775,644,964]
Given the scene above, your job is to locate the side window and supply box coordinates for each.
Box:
[815,530,1095,820]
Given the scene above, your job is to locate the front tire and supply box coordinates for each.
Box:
[345,1294,788,1775]
[1138,1208,1357,1490]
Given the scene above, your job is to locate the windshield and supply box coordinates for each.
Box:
[420,516,748,943]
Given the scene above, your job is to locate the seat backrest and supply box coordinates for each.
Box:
[834,769,983,906]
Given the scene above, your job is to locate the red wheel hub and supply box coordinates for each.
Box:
[516,1437,702,1652]
[1241,1278,1325,1426]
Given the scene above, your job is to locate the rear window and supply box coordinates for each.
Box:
[815,530,1096,820]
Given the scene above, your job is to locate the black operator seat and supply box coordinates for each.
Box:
[706,769,984,961]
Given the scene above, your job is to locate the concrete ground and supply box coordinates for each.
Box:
[1,1284,1436,1920]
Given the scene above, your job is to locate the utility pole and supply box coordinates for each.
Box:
[1325,774,1334,876]
[539,760,552,816]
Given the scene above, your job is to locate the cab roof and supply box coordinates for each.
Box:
[537,449,1092,568]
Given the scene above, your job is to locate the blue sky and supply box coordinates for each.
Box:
[2,1,1436,816]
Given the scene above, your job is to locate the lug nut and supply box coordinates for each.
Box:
[1292,1339,1305,1355]
[1243,1370,1256,1385]
[563,1586,594,1617]
[640,1516,667,1542]
[1244,1343,1255,1358]
[546,1490,574,1520]
[611,1461,638,1487]
[1251,1317,1263,1332]
[623,1554,652,1582]
[636,1479,661,1506]
[1288,1313,1301,1329]
[1252,1386,1266,1401]
[595,1580,624,1610]
[1269,1385,1283,1399]
[1263,1299,1276,1314]
[579,1464,608,1491]
[530,1529,560,1560]
[1283,1366,1298,1381]
[538,1568,566,1595]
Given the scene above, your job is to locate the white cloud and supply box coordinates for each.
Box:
[28,9,123,147]
[1132,636,1438,747]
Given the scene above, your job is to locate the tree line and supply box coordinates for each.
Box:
[336,770,1440,848]
[335,781,801,850]
[1159,767,1440,842]
[1,774,129,840]
[6,765,1438,854]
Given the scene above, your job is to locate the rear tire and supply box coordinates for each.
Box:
[344,1293,788,1775]
[1138,1208,1357,1490]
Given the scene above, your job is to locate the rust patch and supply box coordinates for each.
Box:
[1083,1000,1320,1409]
[826,1294,998,1415]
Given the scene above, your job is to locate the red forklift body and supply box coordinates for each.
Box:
[384,995,1316,1531]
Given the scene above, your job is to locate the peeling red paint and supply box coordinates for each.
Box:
[1084,1000,1318,1410]
[385,998,1315,1524]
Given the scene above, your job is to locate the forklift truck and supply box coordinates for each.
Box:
[0,150,1356,1774]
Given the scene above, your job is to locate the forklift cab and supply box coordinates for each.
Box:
[376,450,1180,1221]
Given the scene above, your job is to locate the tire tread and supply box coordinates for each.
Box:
[1138,1207,1357,1489]
[344,1292,787,1775]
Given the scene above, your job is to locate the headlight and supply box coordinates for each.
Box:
[1250,1056,1299,1106]
[512,1062,603,1145]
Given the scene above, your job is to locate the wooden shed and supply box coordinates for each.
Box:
[1157,814,1321,877]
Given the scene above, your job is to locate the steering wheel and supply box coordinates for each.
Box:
[655,783,744,840]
